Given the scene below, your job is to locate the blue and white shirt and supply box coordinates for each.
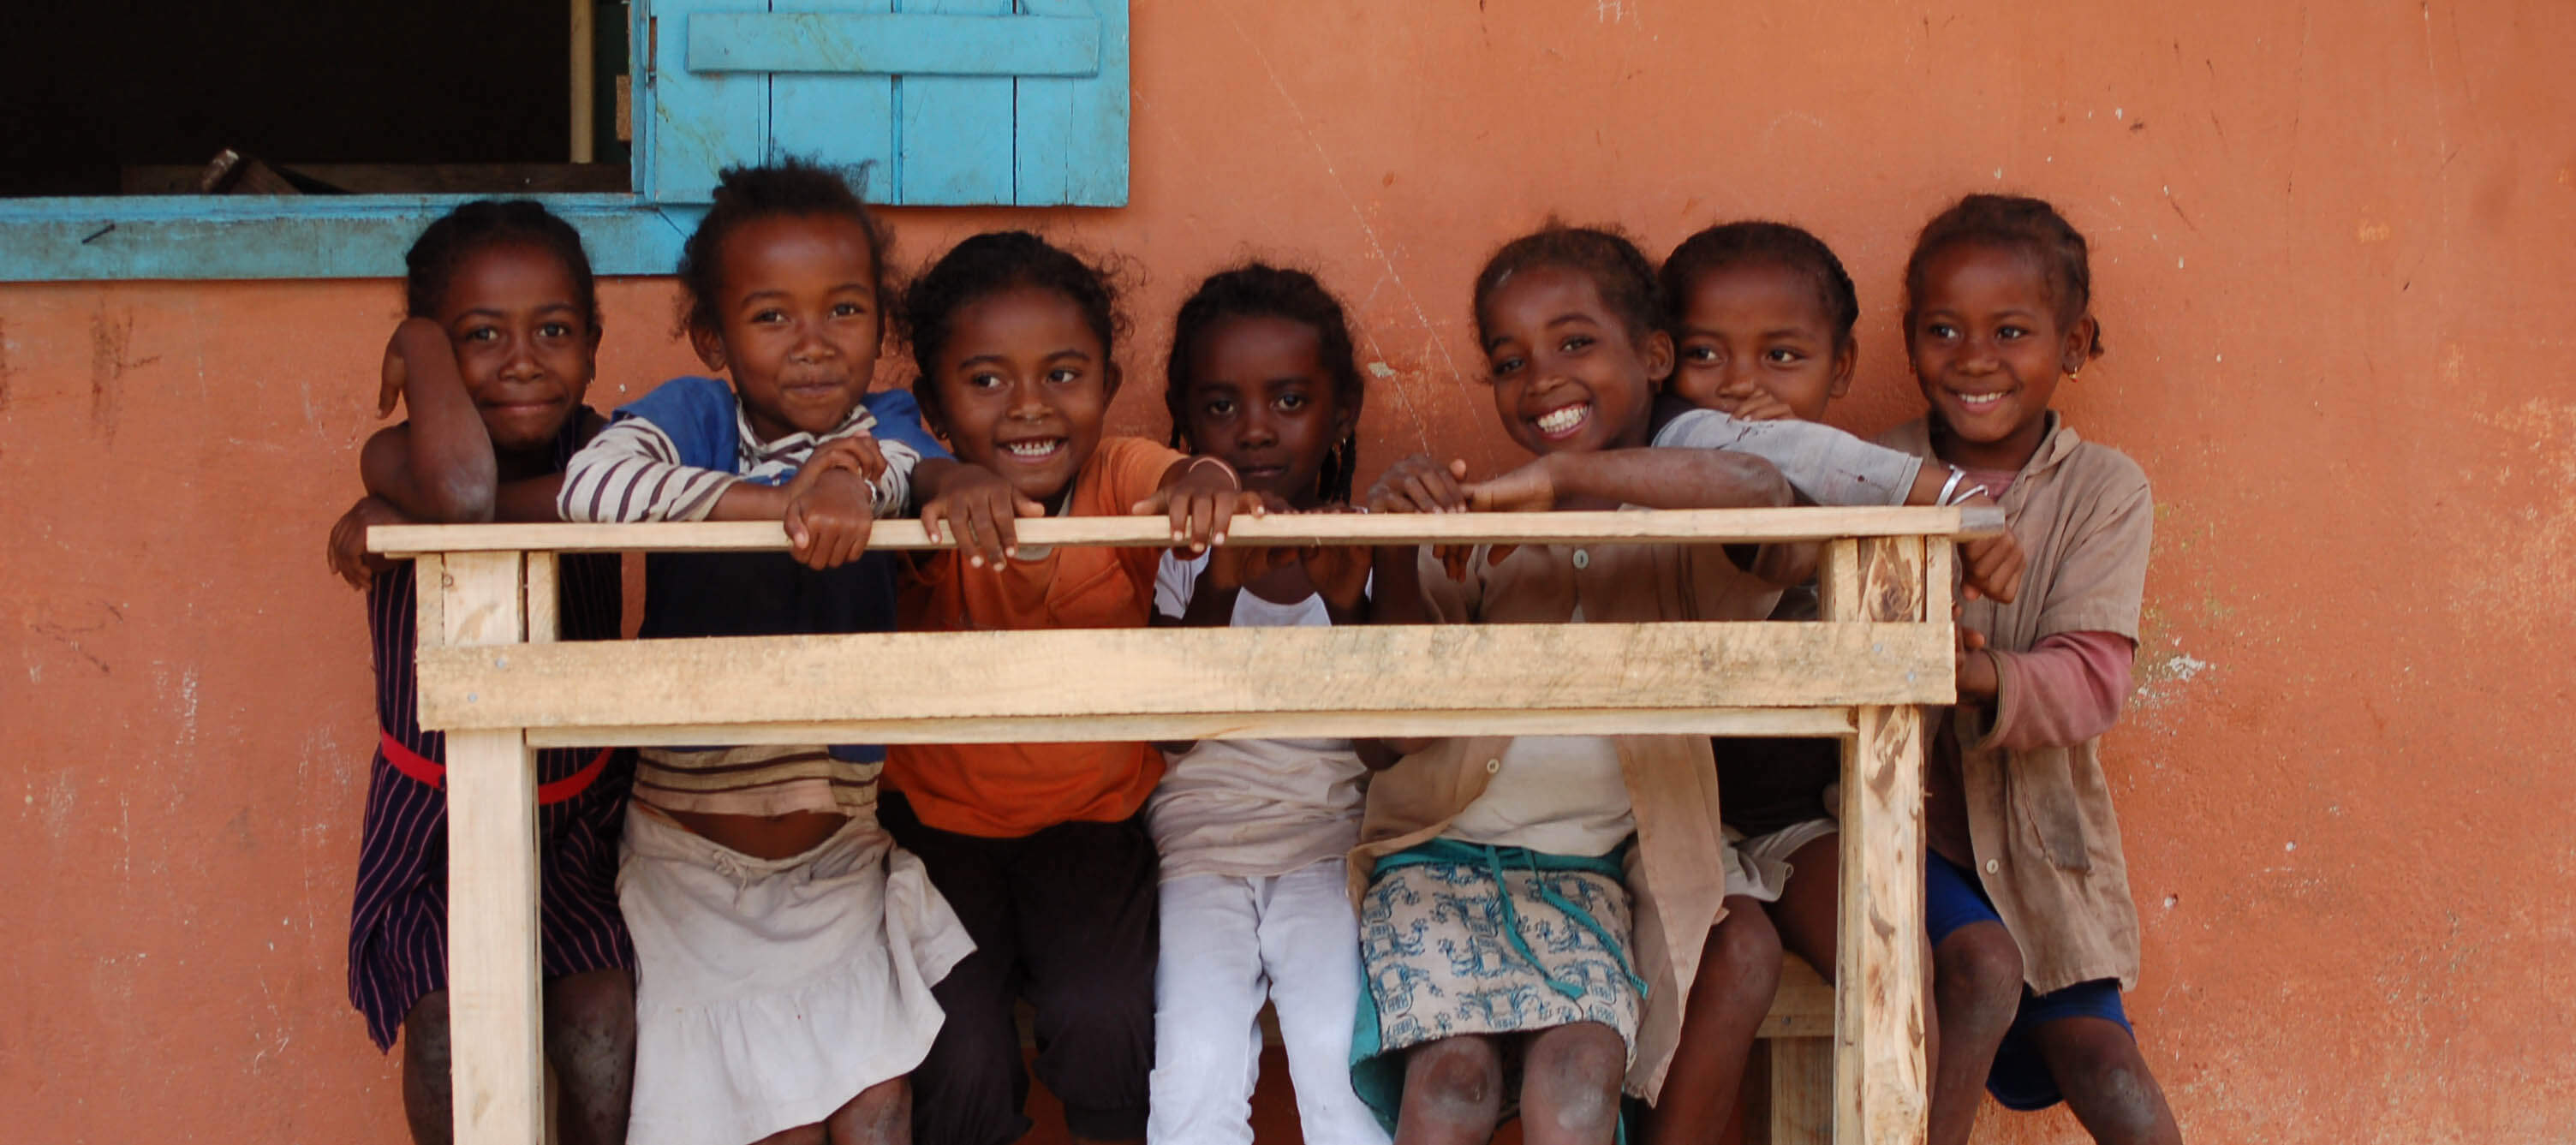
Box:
[559,375,946,522]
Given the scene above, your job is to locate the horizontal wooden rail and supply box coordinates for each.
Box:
[417,622,1953,734]
[522,707,1860,748]
[370,505,2004,557]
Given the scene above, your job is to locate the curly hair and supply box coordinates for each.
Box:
[1660,220,1859,351]
[404,199,599,332]
[1904,194,2104,358]
[674,156,894,336]
[897,230,1129,432]
[1161,262,1368,506]
[1470,222,1664,349]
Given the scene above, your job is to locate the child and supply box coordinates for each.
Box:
[328,200,637,1145]
[1351,224,1813,1145]
[1144,263,1388,1145]
[880,230,1260,1145]
[1642,220,2030,1144]
[1888,194,2179,1145]
[558,159,1013,1145]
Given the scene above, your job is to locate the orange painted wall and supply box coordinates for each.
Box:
[4,1,2572,1141]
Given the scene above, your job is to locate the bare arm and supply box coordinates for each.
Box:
[1468,448,1816,586]
[362,318,497,522]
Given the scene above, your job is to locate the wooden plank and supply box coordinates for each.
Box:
[1758,956,1836,1041]
[1862,534,1927,624]
[570,0,597,163]
[418,622,1953,731]
[523,706,1858,748]
[1817,538,1860,624]
[369,506,2006,556]
[892,0,1017,205]
[436,555,545,1145]
[1923,535,1957,703]
[1767,1036,1835,1145]
[1924,534,1955,628]
[1015,0,1130,206]
[689,13,1100,75]
[414,555,446,653]
[770,0,896,202]
[1832,535,1931,1145]
[523,553,559,644]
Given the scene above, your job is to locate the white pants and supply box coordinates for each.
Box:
[1147,859,1391,1145]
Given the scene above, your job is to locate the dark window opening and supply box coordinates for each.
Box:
[0,1,632,198]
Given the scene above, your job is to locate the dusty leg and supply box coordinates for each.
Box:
[401,990,455,1145]
[1928,923,2022,1145]
[1643,899,1781,1145]
[2033,1018,2181,1145]
[1395,1035,1503,1145]
[544,968,635,1145]
[825,1076,914,1145]
[1765,836,1840,981]
[1518,1023,1629,1145]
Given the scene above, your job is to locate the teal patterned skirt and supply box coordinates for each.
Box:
[1348,838,1647,1130]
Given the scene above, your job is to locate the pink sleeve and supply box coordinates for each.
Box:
[1975,630,2135,753]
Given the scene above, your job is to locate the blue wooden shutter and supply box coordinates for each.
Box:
[634,0,1128,206]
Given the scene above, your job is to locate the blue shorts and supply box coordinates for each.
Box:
[1924,852,2133,1112]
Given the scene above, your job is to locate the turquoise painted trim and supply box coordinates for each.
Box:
[689,13,1100,76]
[0,195,704,283]
[1018,0,1130,207]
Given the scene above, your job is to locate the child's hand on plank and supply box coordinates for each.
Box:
[1207,542,1300,593]
[1364,455,1470,515]
[782,443,881,570]
[327,495,412,588]
[1952,492,2025,604]
[1133,456,1267,554]
[1464,456,1556,513]
[920,462,1042,569]
[1365,455,1480,580]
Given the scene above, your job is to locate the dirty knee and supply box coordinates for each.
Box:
[1524,1025,1626,1132]
[1935,926,2024,1005]
[1406,1039,1503,1121]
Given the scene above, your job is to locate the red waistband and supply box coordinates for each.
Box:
[379,731,612,806]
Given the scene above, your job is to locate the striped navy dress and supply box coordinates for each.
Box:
[346,416,635,1051]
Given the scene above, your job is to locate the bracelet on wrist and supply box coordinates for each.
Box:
[1184,455,1242,489]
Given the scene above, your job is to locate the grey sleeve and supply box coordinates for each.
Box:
[1651,409,1928,507]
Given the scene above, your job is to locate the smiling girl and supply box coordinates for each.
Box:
[1887,194,2179,1145]
[328,200,636,1145]
[558,159,1014,1145]
[1351,224,1805,1145]
[881,230,1260,1145]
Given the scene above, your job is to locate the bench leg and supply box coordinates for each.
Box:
[1826,537,1930,1145]
[435,551,546,1145]
[1766,1036,1834,1145]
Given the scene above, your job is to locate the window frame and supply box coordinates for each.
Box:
[0,0,1127,283]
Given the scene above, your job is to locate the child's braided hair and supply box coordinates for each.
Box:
[1164,263,1368,505]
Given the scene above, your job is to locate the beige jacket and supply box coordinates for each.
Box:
[1886,415,2155,993]
[1351,535,1778,1100]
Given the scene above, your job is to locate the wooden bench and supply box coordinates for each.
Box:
[372,506,1992,1145]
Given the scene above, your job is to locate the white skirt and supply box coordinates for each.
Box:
[620,804,975,1145]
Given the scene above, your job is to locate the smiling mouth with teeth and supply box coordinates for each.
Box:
[1952,391,2008,409]
[1001,438,1066,460]
[1534,403,1590,436]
